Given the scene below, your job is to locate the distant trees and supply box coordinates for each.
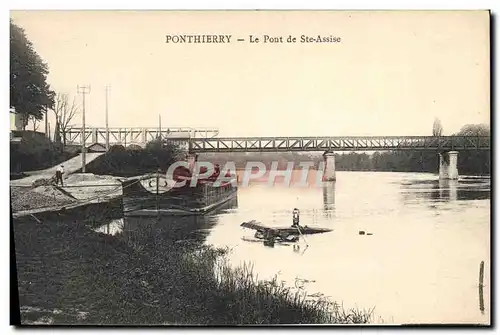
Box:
[432,118,443,136]
[10,20,55,130]
[201,152,321,170]
[335,152,371,171]
[455,124,490,137]
[454,124,490,175]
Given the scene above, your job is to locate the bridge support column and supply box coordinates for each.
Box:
[91,128,97,144]
[187,153,198,172]
[322,181,336,212]
[117,128,122,145]
[322,152,336,181]
[439,151,459,180]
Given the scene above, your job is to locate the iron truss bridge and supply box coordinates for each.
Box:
[188,136,491,153]
[65,127,219,146]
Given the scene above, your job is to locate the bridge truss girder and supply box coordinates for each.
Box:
[188,136,491,153]
[64,127,219,146]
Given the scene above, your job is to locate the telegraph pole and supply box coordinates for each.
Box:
[105,85,110,151]
[158,114,162,140]
[44,104,49,138]
[77,85,91,172]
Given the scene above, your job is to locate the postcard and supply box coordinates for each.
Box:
[10,10,491,326]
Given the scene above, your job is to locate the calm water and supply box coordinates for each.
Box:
[205,171,491,325]
[98,171,490,325]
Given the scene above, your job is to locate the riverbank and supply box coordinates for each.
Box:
[12,204,371,325]
[10,173,123,216]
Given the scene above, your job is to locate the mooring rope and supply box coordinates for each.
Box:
[61,175,151,205]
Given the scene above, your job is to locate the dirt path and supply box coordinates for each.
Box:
[10,153,104,187]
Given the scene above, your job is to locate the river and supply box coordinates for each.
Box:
[98,170,490,325]
[205,171,491,325]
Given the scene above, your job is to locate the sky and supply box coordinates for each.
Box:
[10,10,490,137]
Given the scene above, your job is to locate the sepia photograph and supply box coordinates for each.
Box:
[9,9,491,326]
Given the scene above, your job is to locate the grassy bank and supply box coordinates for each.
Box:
[10,131,80,173]
[13,208,371,325]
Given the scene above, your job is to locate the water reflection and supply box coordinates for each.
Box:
[96,197,239,252]
[206,172,490,325]
[94,218,124,236]
[322,181,336,218]
[438,179,458,201]
[121,214,215,251]
[400,177,490,205]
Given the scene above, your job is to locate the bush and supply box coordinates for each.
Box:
[126,144,142,151]
[10,146,78,172]
[109,144,126,153]
[85,139,183,177]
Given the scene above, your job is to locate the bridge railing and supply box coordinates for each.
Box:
[64,127,219,146]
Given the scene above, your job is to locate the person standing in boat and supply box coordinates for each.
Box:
[292,208,300,227]
[55,165,64,186]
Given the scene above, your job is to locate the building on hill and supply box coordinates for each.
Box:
[87,142,107,153]
[10,108,23,133]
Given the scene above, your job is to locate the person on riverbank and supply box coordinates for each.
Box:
[55,165,64,186]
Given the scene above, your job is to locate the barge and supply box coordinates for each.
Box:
[121,165,237,217]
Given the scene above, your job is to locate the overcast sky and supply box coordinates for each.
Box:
[10,10,490,137]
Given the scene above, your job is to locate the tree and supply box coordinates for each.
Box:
[30,115,40,131]
[452,124,490,176]
[432,118,443,136]
[53,93,79,147]
[455,123,490,137]
[10,20,55,129]
[53,120,61,145]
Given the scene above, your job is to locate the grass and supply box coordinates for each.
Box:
[185,246,374,324]
[13,210,373,325]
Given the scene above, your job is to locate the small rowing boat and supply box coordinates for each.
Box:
[240,220,332,246]
[240,209,332,247]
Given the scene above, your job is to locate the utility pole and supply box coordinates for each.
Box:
[158,114,162,140]
[44,104,49,138]
[105,85,110,151]
[77,85,91,173]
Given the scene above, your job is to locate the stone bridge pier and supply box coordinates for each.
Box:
[438,151,459,180]
[322,152,336,181]
[187,153,199,172]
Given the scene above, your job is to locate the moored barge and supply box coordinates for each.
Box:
[120,165,237,217]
